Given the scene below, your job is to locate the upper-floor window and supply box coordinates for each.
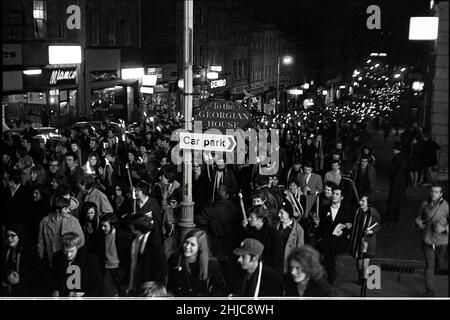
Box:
[33,0,46,38]
[91,11,100,45]
[121,18,131,46]
[56,18,66,39]
[108,16,116,46]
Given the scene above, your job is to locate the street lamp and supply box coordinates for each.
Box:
[276,55,293,113]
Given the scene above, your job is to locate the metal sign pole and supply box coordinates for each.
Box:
[178,0,195,242]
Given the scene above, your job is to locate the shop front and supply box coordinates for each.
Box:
[16,66,79,128]
[89,69,138,122]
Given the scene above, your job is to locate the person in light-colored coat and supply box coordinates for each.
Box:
[37,196,84,268]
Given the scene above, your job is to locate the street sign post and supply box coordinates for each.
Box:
[179,132,236,152]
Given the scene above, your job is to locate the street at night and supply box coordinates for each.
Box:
[1,0,448,302]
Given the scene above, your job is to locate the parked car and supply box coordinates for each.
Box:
[71,121,124,136]
[3,127,62,141]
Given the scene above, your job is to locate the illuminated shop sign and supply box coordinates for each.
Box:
[49,68,77,85]
[210,79,227,89]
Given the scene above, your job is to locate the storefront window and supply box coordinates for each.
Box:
[91,86,126,120]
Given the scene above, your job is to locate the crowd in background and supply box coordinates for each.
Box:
[0,111,447,297]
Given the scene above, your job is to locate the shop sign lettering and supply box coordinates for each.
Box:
[49,69,77,85]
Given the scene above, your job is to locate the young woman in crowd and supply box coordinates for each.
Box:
[349,194,381,296]
[1,224,45,296]
[80,202,103,256]
[167,229,226,296]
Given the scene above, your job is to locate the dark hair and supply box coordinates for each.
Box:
[360,154,370,161]
[129,214,154,233]
[100,212,119,228]
[331,159,341,166]
[52,174,67,187]
[293,157,301,165]
[31,164,47,185]
[255,175,270,187]
[136,180,151,195]
[65,151,78,161]
[8,169,22,185]
[288,177,300,187]
[22,136,33,145]
[287,245,325,281]
[106,150,116,158]
[52,196,70,212]
[324,180,338,190]
[217,185,229,200]
[56,183,72,197]
[5,223,31,246]
[280,200,294,219]
[251,189,266,202]
[83,174,96,190]
[359,194,375,207]
[16,146,28,158]
[159,167,177,183]
[303,161,313,169]
[249,205,269,221]
[332,185,344,195]
[25,120,32,125]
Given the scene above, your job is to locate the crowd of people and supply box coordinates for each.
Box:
[0,111,447,297]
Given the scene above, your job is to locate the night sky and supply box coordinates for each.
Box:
[239,0,432,67]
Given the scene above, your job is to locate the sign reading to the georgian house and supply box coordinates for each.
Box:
[49,68,77,86]
[194,99,252,130]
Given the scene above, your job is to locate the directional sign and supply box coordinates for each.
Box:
[180,132,236,152]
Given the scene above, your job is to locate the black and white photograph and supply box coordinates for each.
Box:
[0,0,448,305]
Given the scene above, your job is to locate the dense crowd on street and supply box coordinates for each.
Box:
[0,111,447,298]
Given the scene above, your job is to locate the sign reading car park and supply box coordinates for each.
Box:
[180,132,236,152]
[194,99,252,130]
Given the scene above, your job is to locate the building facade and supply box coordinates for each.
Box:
[2,0,142,128]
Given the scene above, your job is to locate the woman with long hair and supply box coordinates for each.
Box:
[283,245,334,297]
[26,164,48,191]
[82,153,104,178]
[1,224,45,296]
[349,194,381,296]
[80,202,102,256]
[167,229,226,297]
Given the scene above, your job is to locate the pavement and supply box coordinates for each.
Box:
[333,128,449,297]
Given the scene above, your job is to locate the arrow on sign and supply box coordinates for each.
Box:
[180,132,236,152]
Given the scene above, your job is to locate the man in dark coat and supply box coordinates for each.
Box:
[3,170,30,229]
[209,159,239,203]
[21,120,37,138]
[242,206,284,275]
[133,181,162,237]
[231,238,284,297]
[64,152,85,195]
[98,213,132,296]
[385,141,408,224]
[127,214,168,295]
[317,186,354,285]
[195,185,243,290]
[419,133,440,184]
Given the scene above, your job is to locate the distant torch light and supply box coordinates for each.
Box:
[322,90,328,96]
[178,79,184,89]
[394,73,401,79]
[366,59,371,64]
[370,53,379,56]
[412,81,424,92]
[400,67,406,72]
[302,83,310,89]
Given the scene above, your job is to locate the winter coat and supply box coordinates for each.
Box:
[416,198,449,246]
[167,254,226,297]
